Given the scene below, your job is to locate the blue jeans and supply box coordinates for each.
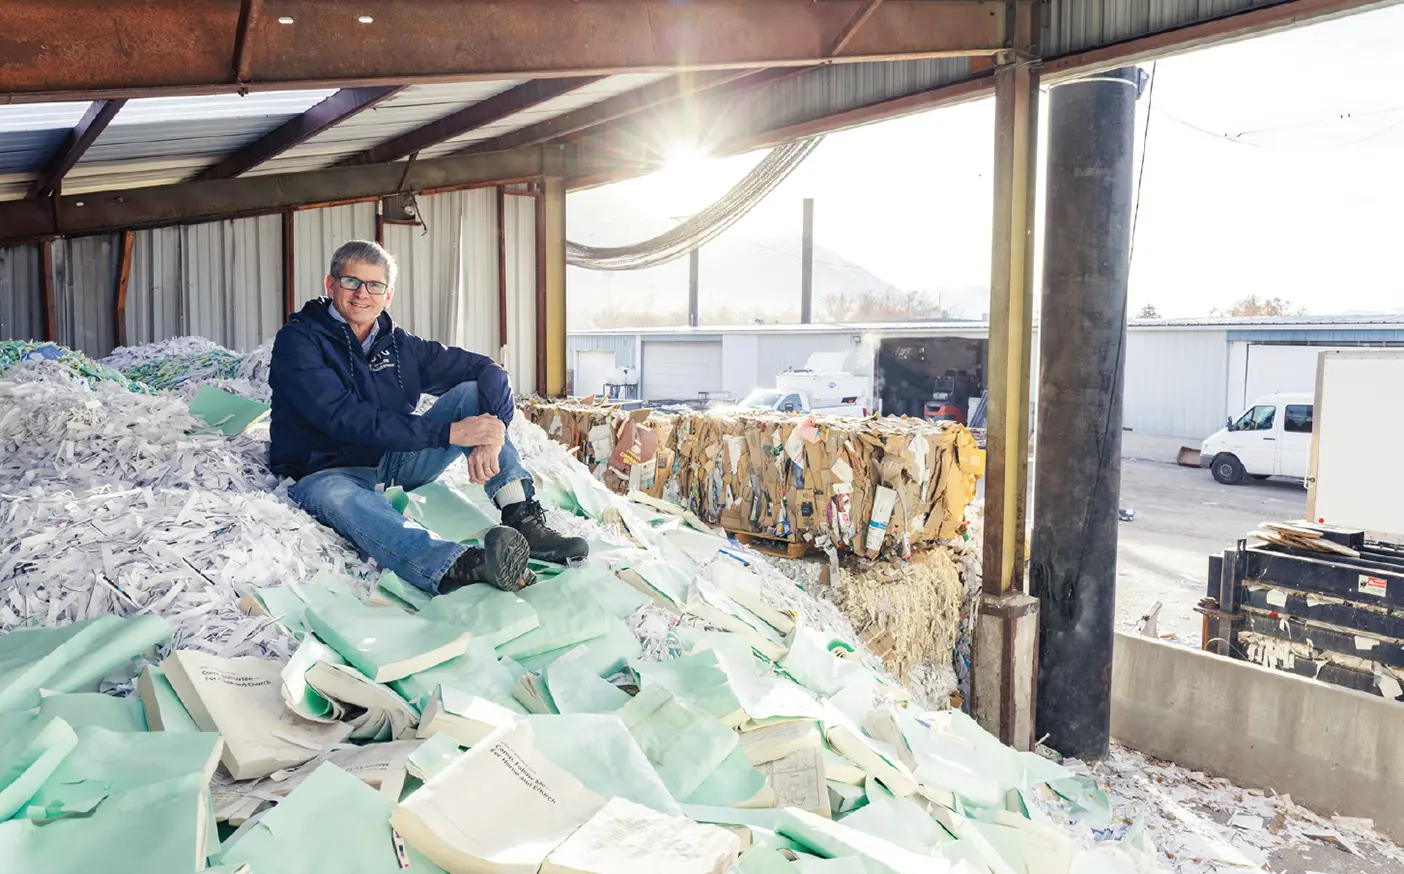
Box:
[289,381,533,594]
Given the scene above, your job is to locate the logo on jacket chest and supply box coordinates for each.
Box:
[369,349,396,373]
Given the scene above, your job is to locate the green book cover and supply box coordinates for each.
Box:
[525,714,683,817]
[0,715,78,820]
[24,727,222,823]
[618,685,741,801]
[137,665,202,733]
[391,640,522,714]
[496,575,616,661]
[307,588,471,683]
[35,692,147,733]
[0,780,209,874]
[0,615,170,711]
[187,385,270,436]
[515,618,641,679]
[218,763,449,873]
[401,480,497,543]
[418,582,540,650]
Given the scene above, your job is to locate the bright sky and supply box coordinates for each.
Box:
[571,4,1404,318]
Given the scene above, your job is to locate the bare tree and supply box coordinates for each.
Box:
[819,288,954,322]
[1135,303,1161,319]
[1211,294,1309,318]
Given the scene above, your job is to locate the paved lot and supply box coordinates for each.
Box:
[1115,458,1309,640]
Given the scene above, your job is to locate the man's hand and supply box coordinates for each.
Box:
[466,445,501,484]
[449,414,506,448]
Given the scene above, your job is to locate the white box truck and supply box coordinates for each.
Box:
[733,352,871,418]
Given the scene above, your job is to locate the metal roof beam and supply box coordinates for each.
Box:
[0,147,551,245]
[461,70,761,154]
[231,0,263,84]
[28,99,127,199]
[0,0,1008,103]
[198,86,406,180]
[338,77,604,167]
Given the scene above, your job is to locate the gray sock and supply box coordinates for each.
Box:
[494,480,527,509]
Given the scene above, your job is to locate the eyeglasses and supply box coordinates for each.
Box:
[334,275,390,296]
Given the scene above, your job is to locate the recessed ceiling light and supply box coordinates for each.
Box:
[277,15,294,24]
[358,15,373,23]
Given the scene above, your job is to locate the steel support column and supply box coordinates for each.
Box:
[114,230,134,349]
[542,164,568,397]
[971,0,1040,751]
[1031,67,1143,761]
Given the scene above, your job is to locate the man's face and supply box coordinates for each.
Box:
[326,259,393,331]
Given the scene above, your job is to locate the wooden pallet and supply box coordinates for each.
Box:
[728,529,808,559]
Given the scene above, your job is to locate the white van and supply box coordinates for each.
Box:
[1200,392,1314,485]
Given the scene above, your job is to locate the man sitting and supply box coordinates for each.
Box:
[268,240,587,594]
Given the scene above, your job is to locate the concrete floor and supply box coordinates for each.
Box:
[1114,458,1308,640]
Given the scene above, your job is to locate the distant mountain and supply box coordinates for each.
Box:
[566,232,909,328]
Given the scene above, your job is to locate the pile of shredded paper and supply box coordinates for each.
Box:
[0,337,1398,874]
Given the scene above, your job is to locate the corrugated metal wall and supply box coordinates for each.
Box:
[1122,328,1229,439]
[567,333,636,368]
[127,228,182,345]
[0,244,42,342]
[503,193,538,394]
[293,202,376,306]
[386,188,504,358]
[2,191,539,372]
[53,235,120,358]
[386,192,475,348]
[453,189,499,356]
[126,216,283,352]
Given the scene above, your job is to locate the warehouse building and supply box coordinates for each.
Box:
[567,315,1404,440]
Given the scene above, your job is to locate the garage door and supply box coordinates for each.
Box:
[642,341,723,401]
[1240,344,1368,410]
[573,350,616,398]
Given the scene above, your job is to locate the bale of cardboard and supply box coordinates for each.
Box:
[520,399,983,559]
[518,399,676,500]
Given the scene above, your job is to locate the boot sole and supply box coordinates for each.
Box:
[482,526,532,592]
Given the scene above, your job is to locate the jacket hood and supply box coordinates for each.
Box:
[292,296,397,338]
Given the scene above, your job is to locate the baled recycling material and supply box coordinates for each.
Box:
[519,399,984,558]
[0,338,1198,874]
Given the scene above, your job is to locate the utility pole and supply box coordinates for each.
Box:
[688,247,700,328]
[672,214,700,328]
[801,197,814,323]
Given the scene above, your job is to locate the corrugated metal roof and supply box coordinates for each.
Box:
[0,91,334,199]
[0,102,89,133]
[418,73,673,158]
[112,92,335,125]
[249,80,526,176]
[0,129,70,175]
[82,116,309,164]
[723,58,973,143]
[1044,0,1261,57]
[1134,314,1404,327]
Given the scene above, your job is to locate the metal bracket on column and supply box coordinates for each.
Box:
[982,0,1041,599]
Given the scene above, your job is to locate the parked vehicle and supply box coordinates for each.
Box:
[734,387,867,418]
[1200,392,1314,485]
[733,352,871,418]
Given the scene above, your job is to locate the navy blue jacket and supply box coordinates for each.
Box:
[268,298,513,479]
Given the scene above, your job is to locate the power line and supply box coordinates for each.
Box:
[1230,103,1404,139]
[1129,61,1156,269]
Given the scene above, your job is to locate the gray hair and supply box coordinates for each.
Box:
[329,240,398,289]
